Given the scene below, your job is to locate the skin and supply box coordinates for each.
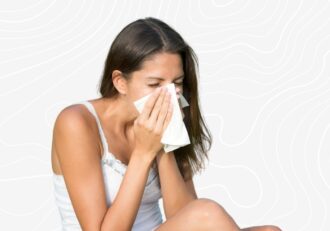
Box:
[51,52,282,231]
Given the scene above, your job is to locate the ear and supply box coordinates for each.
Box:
[112,70,128,95]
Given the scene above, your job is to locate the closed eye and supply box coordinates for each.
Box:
[149,82,183,87]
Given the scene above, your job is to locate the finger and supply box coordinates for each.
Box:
[161,97,174,132]
[149,87,168,125]
[139,87,162,122]
[154,91,171,133]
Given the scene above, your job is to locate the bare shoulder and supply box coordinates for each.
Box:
[54,102,100,136]
[52,103,102,166]
[55,103,92,129]
[53,104,95,149]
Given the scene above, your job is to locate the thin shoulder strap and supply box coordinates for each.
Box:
[78,101,109,153]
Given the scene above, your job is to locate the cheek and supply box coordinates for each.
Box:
[133,88,156,101]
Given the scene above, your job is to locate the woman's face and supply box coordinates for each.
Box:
[126,52,185,102]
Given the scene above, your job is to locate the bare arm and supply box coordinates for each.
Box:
[54,108,154,231]
[102,151,153,230]
[156,150,197,220]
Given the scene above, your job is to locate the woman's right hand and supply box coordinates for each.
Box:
[132,86,173,162]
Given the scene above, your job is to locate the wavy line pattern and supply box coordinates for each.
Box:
[1,0,329,230]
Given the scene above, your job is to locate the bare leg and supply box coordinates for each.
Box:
[155,198,241,231]
[241,225,282,231]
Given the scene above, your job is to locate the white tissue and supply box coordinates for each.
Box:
[133,83,191,153]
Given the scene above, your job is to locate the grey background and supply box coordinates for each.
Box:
[1,0,330,230]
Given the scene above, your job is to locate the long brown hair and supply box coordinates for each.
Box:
[98,17,212,181]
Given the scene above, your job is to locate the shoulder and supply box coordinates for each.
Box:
[53,103,102,161]
[54,103,93,131]
[53,103,100,150]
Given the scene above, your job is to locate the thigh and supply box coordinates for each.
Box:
[154,198,240,231]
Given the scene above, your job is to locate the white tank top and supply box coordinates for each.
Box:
[52,100,163,231]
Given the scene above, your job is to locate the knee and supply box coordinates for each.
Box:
[196,198,226,217]
[190,198,228,228]
[262,225,282,231]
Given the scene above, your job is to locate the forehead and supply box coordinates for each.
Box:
[138,52,183,76]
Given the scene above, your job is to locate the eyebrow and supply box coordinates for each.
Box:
[146,75,185,80]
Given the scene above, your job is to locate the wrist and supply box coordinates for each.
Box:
[131,149,155,168]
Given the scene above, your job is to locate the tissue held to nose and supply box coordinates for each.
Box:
[133,83,190,153]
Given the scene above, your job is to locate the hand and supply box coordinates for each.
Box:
[132,87,173,162]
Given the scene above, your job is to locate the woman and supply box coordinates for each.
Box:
[51,17,282,231]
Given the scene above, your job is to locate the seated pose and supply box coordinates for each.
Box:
[51,17,282,231]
